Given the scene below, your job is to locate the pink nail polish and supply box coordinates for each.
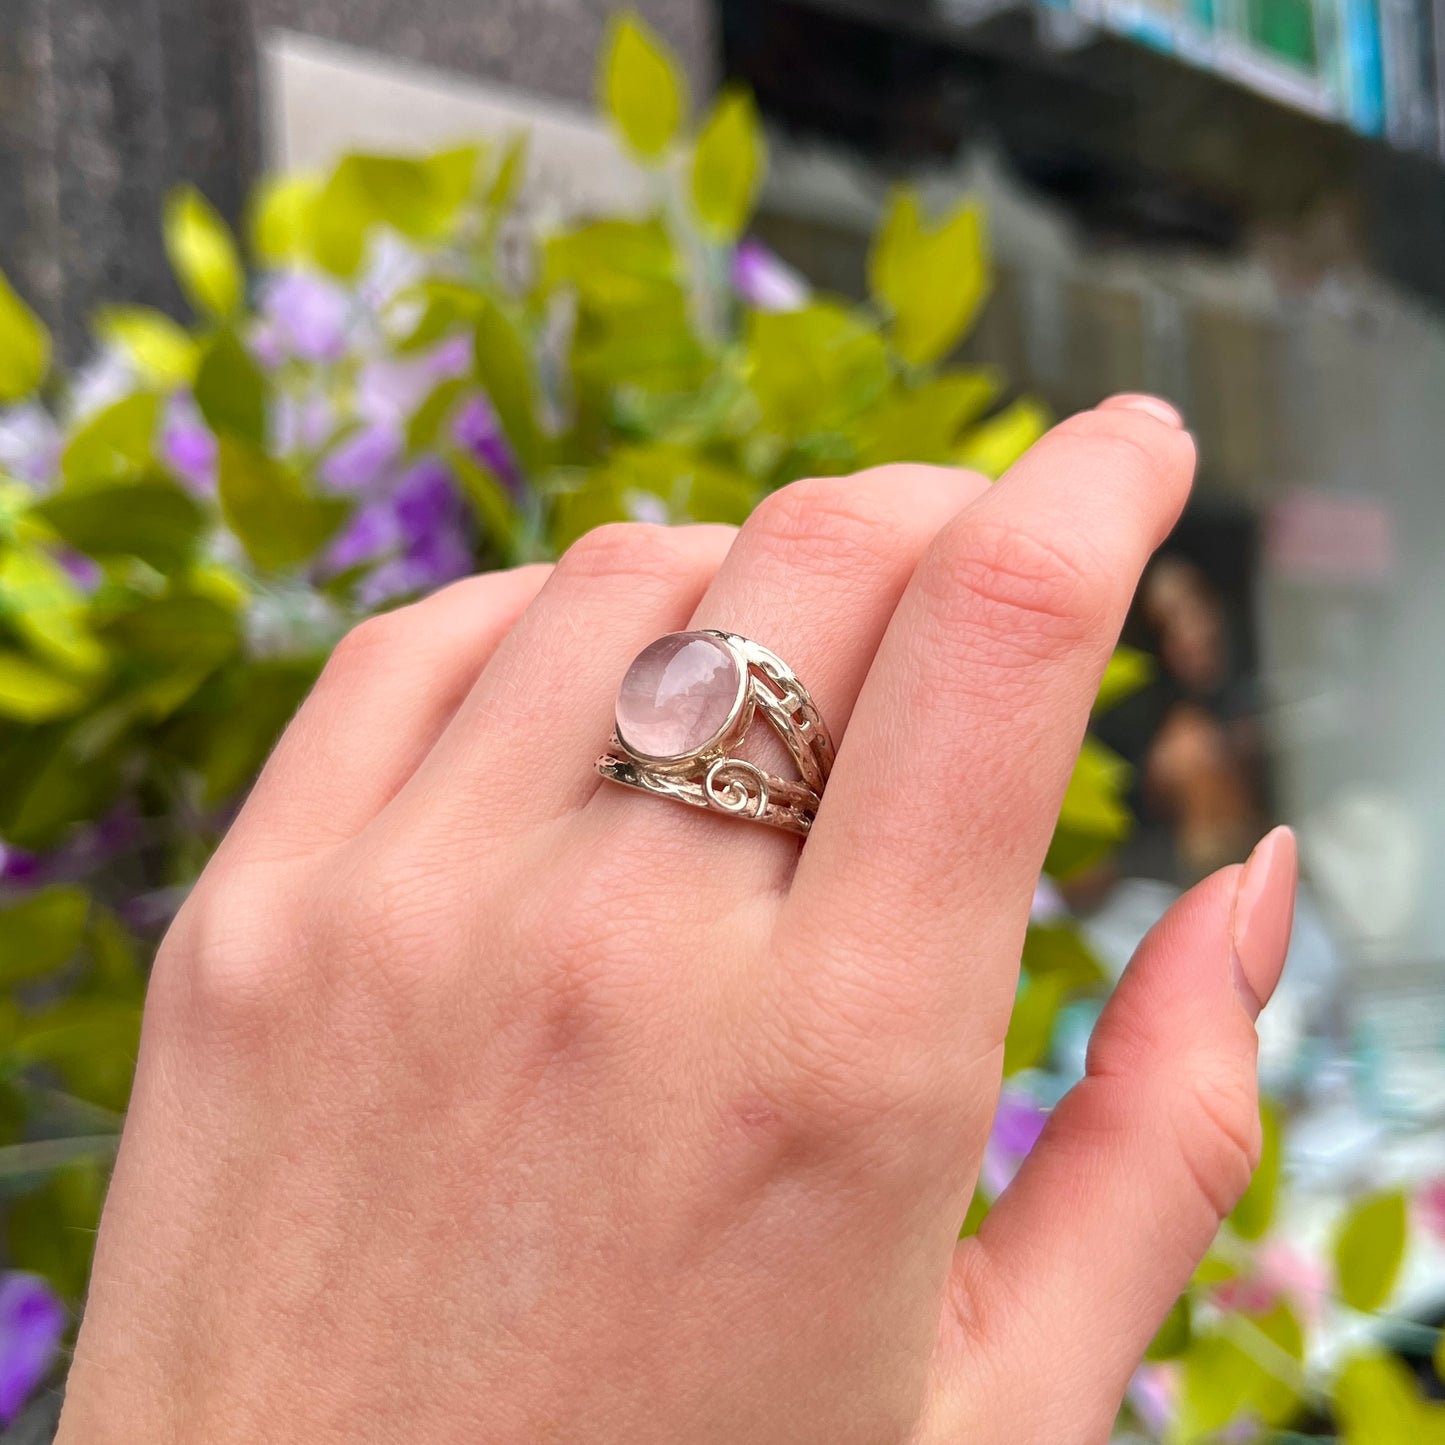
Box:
[1230,826,1299,1020]
[1099,394,1185,429]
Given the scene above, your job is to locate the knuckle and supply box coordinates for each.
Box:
[924,520,1108,660]
[556,522,676,585]
[325,608,417,680]
[176,875,302,1043]
[1171,1068,1262,1222]
[744,475,899,578]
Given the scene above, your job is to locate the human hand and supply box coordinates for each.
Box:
[58,397,1297,1444]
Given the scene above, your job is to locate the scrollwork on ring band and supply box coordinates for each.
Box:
[596,630,834,836]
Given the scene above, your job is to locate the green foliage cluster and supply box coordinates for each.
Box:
[0,12,1437,1439]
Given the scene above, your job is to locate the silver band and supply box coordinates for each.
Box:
[597,631,835,836]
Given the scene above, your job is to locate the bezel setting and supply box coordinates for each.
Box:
[613,631,751,769]
[598,630,835,837]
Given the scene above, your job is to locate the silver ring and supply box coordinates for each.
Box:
[596,630,835,836]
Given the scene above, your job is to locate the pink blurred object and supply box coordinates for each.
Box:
[732,240,810,313]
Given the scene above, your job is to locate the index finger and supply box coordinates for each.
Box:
[786,398,1196,1092]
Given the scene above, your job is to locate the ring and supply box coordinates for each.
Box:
[596,631,835,836]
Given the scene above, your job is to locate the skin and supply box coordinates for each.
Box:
[57,396,1298,1444]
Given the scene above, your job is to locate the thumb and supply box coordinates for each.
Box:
[928,828,1298,1445]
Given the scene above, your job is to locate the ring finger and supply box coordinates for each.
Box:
[583,465,991,886]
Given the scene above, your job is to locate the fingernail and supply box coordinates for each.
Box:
[1230,826,1298,1020]
[1099,394,1185,429]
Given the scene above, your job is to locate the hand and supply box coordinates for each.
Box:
[59,397,1297,1445]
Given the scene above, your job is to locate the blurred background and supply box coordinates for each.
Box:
[1,0,1444,1439]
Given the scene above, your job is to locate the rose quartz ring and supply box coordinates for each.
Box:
[597,630,835,836]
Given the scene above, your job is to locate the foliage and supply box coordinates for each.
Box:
[0,10,1438,1439]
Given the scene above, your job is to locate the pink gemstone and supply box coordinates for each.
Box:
[615,632,742,759]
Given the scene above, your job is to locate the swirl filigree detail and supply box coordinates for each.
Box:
[598,630,834,837]
[704,758,770,818]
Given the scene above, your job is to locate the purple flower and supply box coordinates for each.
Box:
[406,527,473,588]
[426,334,473,380]
[323,501,401,576]
[357,339,470,433]
[256,272,351,364]
[347,461,472,605]
[394,458,462,546]
[0,1273,66,1424]
[161,399,218,495]
[320,425,403,495]
[0,404,62,489]
[356,539,470,607]
[980,1089,1048,1198]
[732,240,810,313]
[58,548,102,593]
[0,842,42,886]
[454,396,522,497]
[1030,876,1067,924]
[271,391,336,456]
[1127,1363,1175,1437]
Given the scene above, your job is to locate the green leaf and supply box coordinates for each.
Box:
[1044,737,1133,878]
[955,398,1051,480]
[1095,645,1154,714]
[1002,972,1068,1076]
[544,221,706,394]
[15,997,142,1112]
[587,443,757,534]
[6,1162,106,1302]
[1146,1292,1192,1362]
[174,659,317,805]
[35,477,205,571]
[103,592,241,719]
[94,306,199,389]
[0,267,51,401]
[691,86,765,241]
[959,1188,989,1238]
[484,134,529,232]
[0,650,92,722]
[0,544,106,674]
[0,725,121,849]
[194,330,266,446]
[61,393,161,489]
[164,185,244,321]
[1175,1303,1304,1442]
[0,886,89,986]
[474,300,543,472]
[419,146,482,227]
[311,161,374,279]
[747,302,889,440]
[445,446,523,561]
[869,189,990,367]
[1335,1190,1408,1313]
[1229,1101,1280,1241]
[216,436,347,572]
[545,218,681,310]
[601,13,687,162]
[396,282,481,353]
[1020,923,1105,989]
[853,371,998,469]
[1334,1352,1445,1445]
[311,149,481,278]
[249,174,323,266]
[407,378,468,455]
